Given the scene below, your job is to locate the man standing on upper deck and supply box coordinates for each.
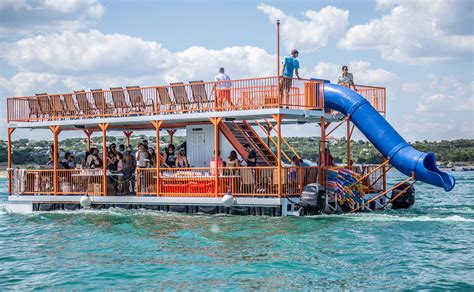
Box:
[337,65,356,91]
[281,49,301,108]
[214,67,232,108]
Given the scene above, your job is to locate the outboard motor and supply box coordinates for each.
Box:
[299,183,326,215]
[391,183,415,209]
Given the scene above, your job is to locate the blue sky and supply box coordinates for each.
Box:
[0,0,472,141]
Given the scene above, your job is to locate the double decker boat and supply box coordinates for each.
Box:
[5,75,454,215]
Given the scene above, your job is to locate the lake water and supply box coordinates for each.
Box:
[1,172,473,290]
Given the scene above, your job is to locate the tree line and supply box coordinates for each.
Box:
[1,137,472,166]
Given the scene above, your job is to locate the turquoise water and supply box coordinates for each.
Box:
[1,172,473,290]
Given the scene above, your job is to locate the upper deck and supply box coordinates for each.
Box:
[6,76,386,129]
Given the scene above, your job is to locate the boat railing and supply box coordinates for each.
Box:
[12,166,324,197]
[354,84,386,114]
[6,76,326,123]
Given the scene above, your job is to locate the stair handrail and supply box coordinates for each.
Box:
[263,118,301,160]
[253,119,292,163]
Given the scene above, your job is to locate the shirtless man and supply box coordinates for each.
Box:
[122,145,136,193]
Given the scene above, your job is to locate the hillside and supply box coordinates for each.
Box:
[1,137,472,166]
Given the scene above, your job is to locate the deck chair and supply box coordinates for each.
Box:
[63,94,78,116]
[110,87,129,113]
[170,82,191,111]
[189,80,212,110]
[27,97,41,119]
[91,89,109,115]
[35,93,52,118]
[126,86,146,113]
[50,94,65,116]
[74,90,94,115]
[156,86,174,112]
[240,168,256,194]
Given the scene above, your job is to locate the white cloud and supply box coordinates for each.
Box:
[308,60,397,85]
[257,3,349,52]
[338,0,474,63]
[0,0,104,37]
[0,29,276,97]
[416,77,474,114]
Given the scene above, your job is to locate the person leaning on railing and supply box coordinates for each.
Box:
[337,65,356,91]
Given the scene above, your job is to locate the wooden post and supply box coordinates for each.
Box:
[84,129,93,151]
[99,123,110,196]
[49,126,61,195]
[209,117,222,196]
[152,120,163,196]
[273,114,283,197]
[124,131,133,146]
[7,128,15,194]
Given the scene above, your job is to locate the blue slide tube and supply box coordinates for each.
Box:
[322,83,455,191]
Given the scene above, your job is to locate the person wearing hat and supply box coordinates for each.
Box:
[281,49,301,108]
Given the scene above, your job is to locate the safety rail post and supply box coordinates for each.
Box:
[382,158,387,192]
[347,159,390,189]
[272,114,283,197]
[152,120,163,196]
[7,128,15,194]
[210,117,222,196]
[49,126,61,195]
[98,123,109,196]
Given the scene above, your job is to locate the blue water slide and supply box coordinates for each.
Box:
[322,83,455,192]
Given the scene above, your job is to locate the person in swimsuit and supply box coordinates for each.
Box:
[175,148,189,168]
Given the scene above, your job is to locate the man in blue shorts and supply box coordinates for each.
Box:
[281,49,301,107]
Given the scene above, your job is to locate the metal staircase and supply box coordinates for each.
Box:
[219,121,277,166]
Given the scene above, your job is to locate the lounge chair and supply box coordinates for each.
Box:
[110,87,130,114]
[50,94,65,117]
[170,82,191,111]
[74,90,94,115]
[27,97,41,119]
[126,86,146,112]
[35,93,52,118]
[63,94,78,116]
[91,89,109,115]
[156,86,174,112]
[189,80,212,110]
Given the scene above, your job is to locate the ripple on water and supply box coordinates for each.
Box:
[0,172,474,290]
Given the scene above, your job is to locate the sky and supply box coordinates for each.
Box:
[0,0,472,142]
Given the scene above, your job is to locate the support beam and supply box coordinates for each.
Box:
[347,119,351,166]
[151,120,163,197]
[123,131,133,146]
[167,129,177,145]
[7,128,15,194]
[49,126,61,195]
[319,117,327,185]
[83,129,93,151]
[209,117,222,197]
[99,123,110,196]
[272,114,283,197]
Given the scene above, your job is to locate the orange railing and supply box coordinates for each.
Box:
[13,165,385,197]
[355,84,386,114]
[135,166,321,197]
[11,169,105,195]
[7,77,325,123]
